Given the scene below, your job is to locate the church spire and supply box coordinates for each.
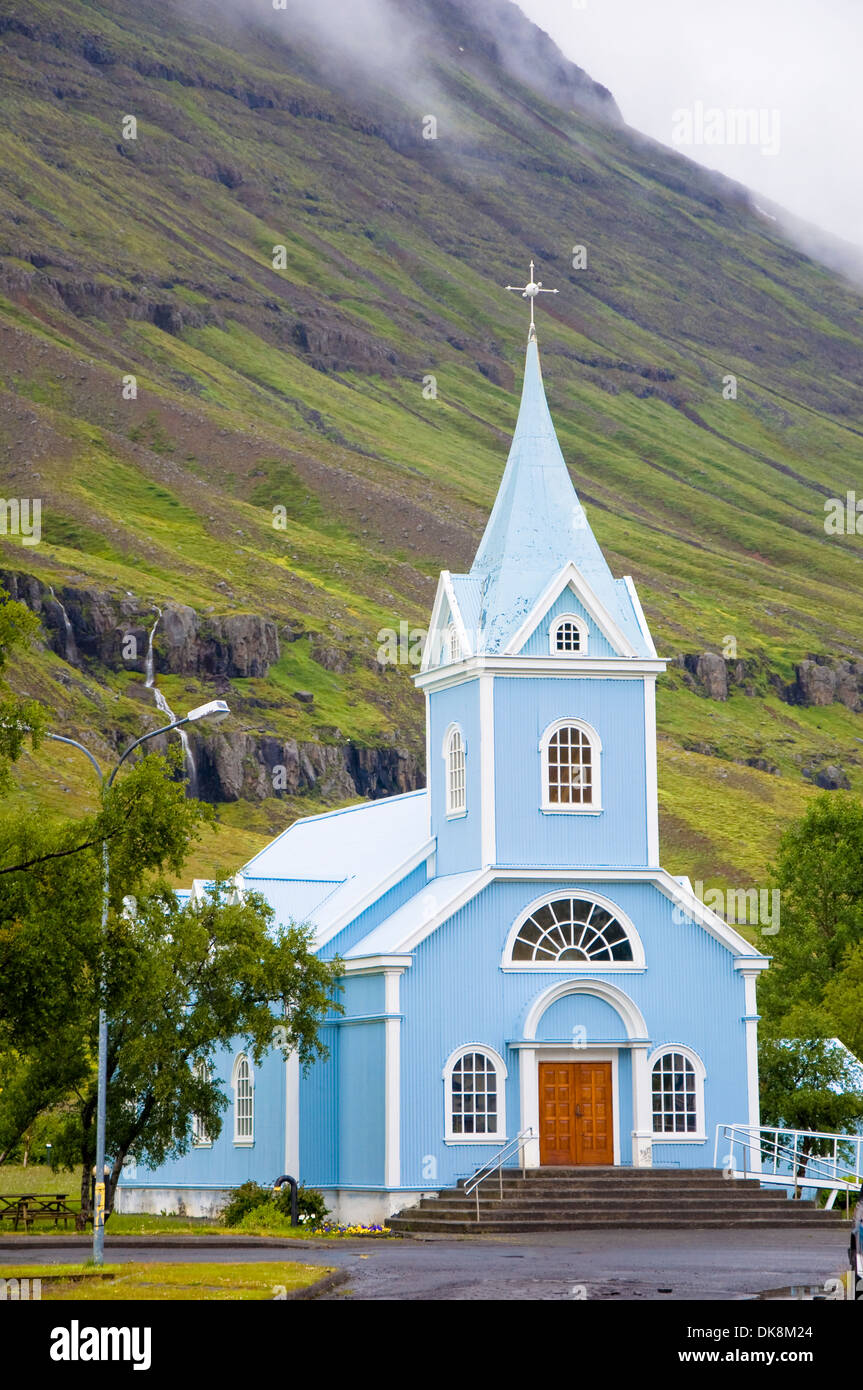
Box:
[470,323,633,654]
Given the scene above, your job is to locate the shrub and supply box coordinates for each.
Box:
[273,1183,330,1226]
[221,1181,271,1227]
[222,1180,330,1229]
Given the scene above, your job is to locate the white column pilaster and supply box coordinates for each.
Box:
[631,1043,653,1168]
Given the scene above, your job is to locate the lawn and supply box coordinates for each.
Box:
[4,1261,333,1300]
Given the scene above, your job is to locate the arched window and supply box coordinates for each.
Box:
[232,1054,254,1144]
[550,615,587,655]
[445,621,461,664]
[443,1046,507,1142]
[650,1047,706,1139]
[540,718,601,811]
[191,1060,211,1146]
[444,724,466,817]
[510,895,635,964]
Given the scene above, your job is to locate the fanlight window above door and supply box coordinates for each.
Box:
[511,896,634,964]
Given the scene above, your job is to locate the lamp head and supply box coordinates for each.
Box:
[185,700,230,724]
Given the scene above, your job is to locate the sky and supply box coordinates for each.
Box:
[518,0,863,250]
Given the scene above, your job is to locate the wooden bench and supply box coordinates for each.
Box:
[0,1193,80,1231]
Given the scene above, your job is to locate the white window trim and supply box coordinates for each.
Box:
[443,722,467,820]
[232,1052,255,1147]
[539,716,602,814]
[549,613,588,657]
[442,1043,507,1144]
[501,889,645,970]
[648,1044,707,1142]
[191,1060,213,1148]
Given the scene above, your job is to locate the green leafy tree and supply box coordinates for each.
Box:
[759,793,863,1018]
[757,795,863,1156]
[47,883,341,1219]
[760,1017,863,1175]
[0,751,214,1170]
[0,590,44,787]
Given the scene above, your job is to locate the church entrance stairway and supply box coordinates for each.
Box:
[388,1168,850,1234]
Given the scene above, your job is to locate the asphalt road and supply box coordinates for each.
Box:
[0,1229,852,1300]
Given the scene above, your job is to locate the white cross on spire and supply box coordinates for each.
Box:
[504,260,559,338]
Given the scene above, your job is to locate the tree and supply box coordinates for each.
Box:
[757,794,863,1157]
[0,751,214,1167]
[758,792,863,1018]
[48,882,341,1219]
[759,1016,863,1173]
[0,590,44,788]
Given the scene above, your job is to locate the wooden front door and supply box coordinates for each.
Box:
[538,1062,614,1165]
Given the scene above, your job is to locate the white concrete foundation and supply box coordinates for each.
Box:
[114,1186,233,1220]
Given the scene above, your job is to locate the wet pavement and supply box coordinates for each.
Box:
[0,1227,852,1300]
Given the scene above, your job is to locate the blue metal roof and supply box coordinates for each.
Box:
[236,790,432,943]
[467,336,650,656]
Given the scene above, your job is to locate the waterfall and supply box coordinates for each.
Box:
[48,586,78,664]
[145,609,198,796]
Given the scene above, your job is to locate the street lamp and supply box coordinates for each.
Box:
[45,697,230,1264]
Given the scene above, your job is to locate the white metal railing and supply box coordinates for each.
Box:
[715,1123,863,1206]
[464,1128,535,1221]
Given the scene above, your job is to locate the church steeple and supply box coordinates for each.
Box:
[470,331,643,656]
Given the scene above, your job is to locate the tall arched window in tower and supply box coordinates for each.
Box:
[444,724,466,817]
[540,718,601,811]
[233,1054,254,1144]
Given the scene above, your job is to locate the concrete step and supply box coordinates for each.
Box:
[417,1197,794,1214]
[389,1215,847,1233]
[411,1200,833,1218]
[447,1181,786,1197]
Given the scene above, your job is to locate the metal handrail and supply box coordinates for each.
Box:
[715,1123,863,1202]
[464,1128,535,1221]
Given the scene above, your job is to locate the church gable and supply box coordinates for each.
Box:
[503,562,639,660]
[514,583,620,659]
[421,572,476,670]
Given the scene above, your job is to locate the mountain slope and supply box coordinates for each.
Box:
[1,0,863,886]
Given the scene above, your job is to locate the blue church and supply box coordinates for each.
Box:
[117,308,769,1225]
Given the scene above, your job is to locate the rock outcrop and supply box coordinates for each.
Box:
[195,731,423,803]
[1,572,279,680]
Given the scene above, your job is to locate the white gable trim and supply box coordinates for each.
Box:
[315,838,436,948]
[623,576,657,658]
[503,562,638,659]
[353,866,770,963]
[420,571,473,672]
[652,870,770,958]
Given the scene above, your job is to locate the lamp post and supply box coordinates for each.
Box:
[46,698,230,1264]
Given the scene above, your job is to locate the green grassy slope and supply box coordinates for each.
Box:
[1,0,863,885]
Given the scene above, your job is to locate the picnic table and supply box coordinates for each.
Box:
[0,1192,80,1231]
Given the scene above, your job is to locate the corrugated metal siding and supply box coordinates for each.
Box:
[399,877,748,1187]
[323,862,428,960]
[301,1025,340,1186]
[122,1040,286,1190]
[429,677,483,874]
[494,675,648,867]
[338,1020,386,1186]
[518,589,618,659]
